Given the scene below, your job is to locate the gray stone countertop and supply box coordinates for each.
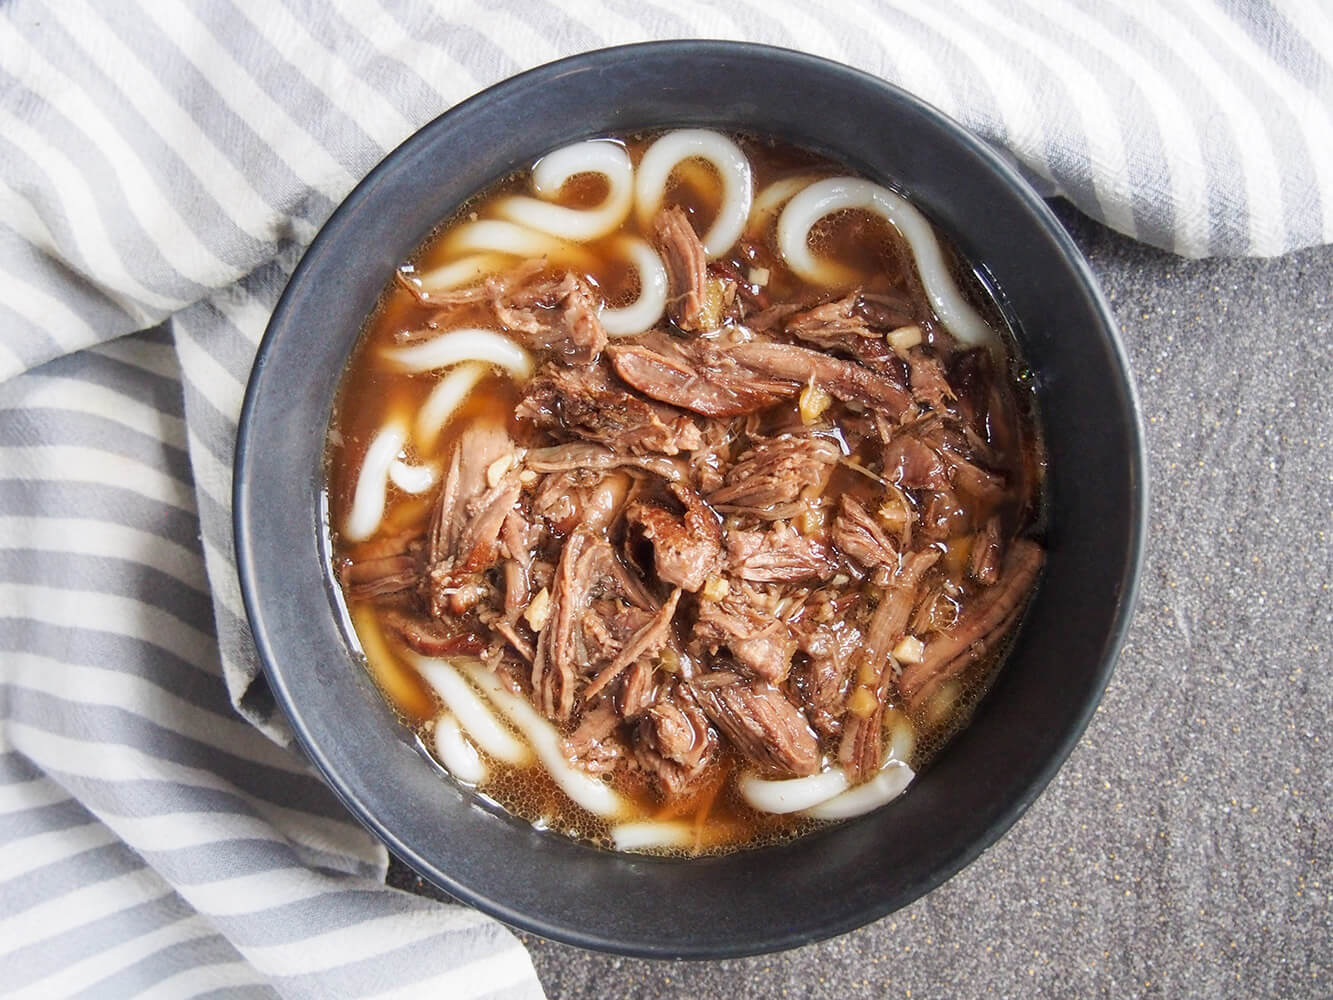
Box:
[391,204,1332,999]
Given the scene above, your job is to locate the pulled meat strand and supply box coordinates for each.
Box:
[524,441,685,481]
[380,607,485,658]
[692,677,820,778]
[342,538,423,599]
[694,593,797,684]
[708,433,840,515]
[838,547,940,781]
[898,539,1044,709]
[784,291,880,349]
[653,206,709,331]
[394,257,546,312]
[728,341,913,416]
[725,522,835,583]
[831,495,897,569]
[517,362,703,455]
[625,485,723,593]
[492,271,608,364]
[635,684,717,797]
[582,587,683,701]
[563,701,626,775]
[608,342,791,417]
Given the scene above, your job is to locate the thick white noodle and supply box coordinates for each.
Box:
[737,767,850,815]
[382,329,533,377]
[442,220,595,270]
[600,236,668,337]
[433,712,488,784]
[415,361,486,451]
[460,661,625,818]
[745,174,819,236]
[495,140,634,243]
[610,820,695,852]
[410,655,533,767]
[387,459,437,494]
[412,253,510,296]
[802,761,915,821]
[342,422,406,542]
[777,177,996,347]
[634,129,753,259]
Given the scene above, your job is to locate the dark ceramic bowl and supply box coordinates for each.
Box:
[235,41,1146,958]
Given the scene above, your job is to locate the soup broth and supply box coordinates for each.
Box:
[327,131,1045,855]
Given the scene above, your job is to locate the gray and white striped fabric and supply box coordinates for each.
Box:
[1,1,1328,995]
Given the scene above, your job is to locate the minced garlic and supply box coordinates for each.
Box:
[486,453,514,488]
[523,586,552,631]
[892,635,925,664]
[847,687,878,718]
[701,574,730,602]
[887,324,923,354]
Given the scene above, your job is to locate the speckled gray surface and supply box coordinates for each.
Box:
[389,204,1332,998]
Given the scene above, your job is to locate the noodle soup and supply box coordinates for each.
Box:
[327,130,1045,855]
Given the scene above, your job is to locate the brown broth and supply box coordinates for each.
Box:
[326,131,1044,855]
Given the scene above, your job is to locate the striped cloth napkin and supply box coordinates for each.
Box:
[0,1,1327,995]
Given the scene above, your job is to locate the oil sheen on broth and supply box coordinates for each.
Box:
[327,130,1046,856]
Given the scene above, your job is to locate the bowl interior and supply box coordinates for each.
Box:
[235,41,1145,958]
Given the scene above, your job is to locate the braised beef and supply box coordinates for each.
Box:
[830,495,896,570]
[607,342,793,417]
[563,701,627,775]
[694,592,797,684]
[708,433,839,516]
[725,522,834,583]
[729,341,913,416]
[784,291,879,349]
[905,347,956,410]
[692,677,820,777]
[653,206,709,331]
[898,539,1044,709]
[516,362,702,455]
[625,485,723,593]
[341,532,423,599]
[838,547,941,782]
[854,291,915,330]
[582,587,683,701]
[635,684,716,797]
[493,271,608,364]
[796,622,860,738]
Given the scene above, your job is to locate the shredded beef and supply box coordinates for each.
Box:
[797,622,861,738]
[725,522,834,583]
[517,362,702,455]
[653,206,709,331]
[563,701,626,775]
[635,684,716,796]
[608,342,792,417]
[694,594,797,684]
[341,532,423,599]
[625,485,723,593]
[493,271,608,364]
[692,677,820,777]
[728,341,913,416]
[831,495,897,569]
[898,540,1044,708]
[785,291,879,349]
[708,433,839,516]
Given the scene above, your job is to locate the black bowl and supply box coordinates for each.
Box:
[235,41,1146,958]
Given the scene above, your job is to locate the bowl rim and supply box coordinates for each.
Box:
[235,39,1148,958]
